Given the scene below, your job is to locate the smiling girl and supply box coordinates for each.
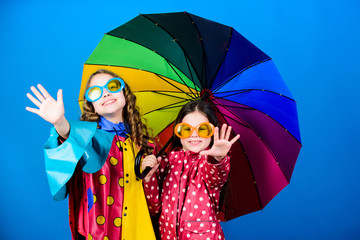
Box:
[26,69,156,240]
[141,101,240,240]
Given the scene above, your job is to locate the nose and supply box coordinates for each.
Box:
[102,88,111,98]
[190,129,198,138]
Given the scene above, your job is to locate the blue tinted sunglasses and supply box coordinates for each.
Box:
[85,78,125,102]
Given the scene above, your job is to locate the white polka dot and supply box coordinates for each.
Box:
[202,210,206,214]
[192,191,196,195]
[197,184,201,188]
[187,199,191,203]
[189,212,193,217]
[194,205,198,209]
[187,223,191,227]
[199,197,203,201]
[200,223,204,227]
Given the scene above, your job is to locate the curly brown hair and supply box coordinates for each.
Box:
[80,69,154,155]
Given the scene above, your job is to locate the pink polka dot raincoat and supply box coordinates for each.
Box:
[144,149,230,240]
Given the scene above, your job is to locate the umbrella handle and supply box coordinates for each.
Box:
[134,136,174,179]
[134,149,151,179]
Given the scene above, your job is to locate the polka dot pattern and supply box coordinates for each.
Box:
[70,136,129,239]
[144,149,230,239]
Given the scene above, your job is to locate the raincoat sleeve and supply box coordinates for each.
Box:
[143,154,169,216]
[202,155,230,191]
[43,121,113,201]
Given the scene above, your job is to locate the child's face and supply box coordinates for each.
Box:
[89,73,126,122]
[180,111,212,153]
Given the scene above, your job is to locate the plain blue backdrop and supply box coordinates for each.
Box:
[1,0,359,239]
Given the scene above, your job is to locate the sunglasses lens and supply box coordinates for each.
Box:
[107,79,122,93]
[176,124,192,138]
[86,87,102,102]
[198,123,213,138]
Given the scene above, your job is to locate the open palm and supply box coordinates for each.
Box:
[200,124,240,161]
[26,84,65,124]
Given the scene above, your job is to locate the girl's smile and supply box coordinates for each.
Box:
[180,111,211,153]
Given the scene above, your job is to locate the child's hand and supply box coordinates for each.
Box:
[26,84,70,139]
[141,155,161,182]
[199,124,240,161]
[26,84,65,124]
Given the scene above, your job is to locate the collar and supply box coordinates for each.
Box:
[98,116,129,137]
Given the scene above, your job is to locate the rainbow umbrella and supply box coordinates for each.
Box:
[80,12,302,221]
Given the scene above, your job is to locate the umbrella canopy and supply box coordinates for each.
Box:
[80,12,302,221]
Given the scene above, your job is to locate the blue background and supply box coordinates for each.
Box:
[1,0,359,239]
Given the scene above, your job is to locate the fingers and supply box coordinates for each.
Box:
[26,92,41,108]
[30,85,46,102]
[229,134,240,145]
[220,124,226,139]
[213,126,219,142]
[224,125,232,140]
[199,149,211,156]
[57,89,63,105]
[142,155,158,168]
[25,106,40,114]
[37,84,52,99]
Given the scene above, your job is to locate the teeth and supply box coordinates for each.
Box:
[103,100,115,105]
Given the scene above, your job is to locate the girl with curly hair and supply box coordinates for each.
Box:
[26,69,156,240]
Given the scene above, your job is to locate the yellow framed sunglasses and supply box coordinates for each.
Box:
[174,122,215,139]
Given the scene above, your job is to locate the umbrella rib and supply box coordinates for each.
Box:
[215,89,297,102]
[185,12,208,89]
[143,91,194,101]
[212,99,263,211]
[164,60,199,100]
[212,58,272,93]
[143,100,190,116]
[214,99,292,184]
[184,55,201,98]
[213,96,301,144]
[208,28,234,88]
[152,73,197,99]
[141,14,202,91]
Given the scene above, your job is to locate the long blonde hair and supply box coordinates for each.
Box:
[80,69,154,155]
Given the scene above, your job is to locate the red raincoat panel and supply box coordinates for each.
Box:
[144,149,230,240]
[68,137,125,239]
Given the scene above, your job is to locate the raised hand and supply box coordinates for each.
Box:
[26,84,70,138]
[199,124,240,161]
